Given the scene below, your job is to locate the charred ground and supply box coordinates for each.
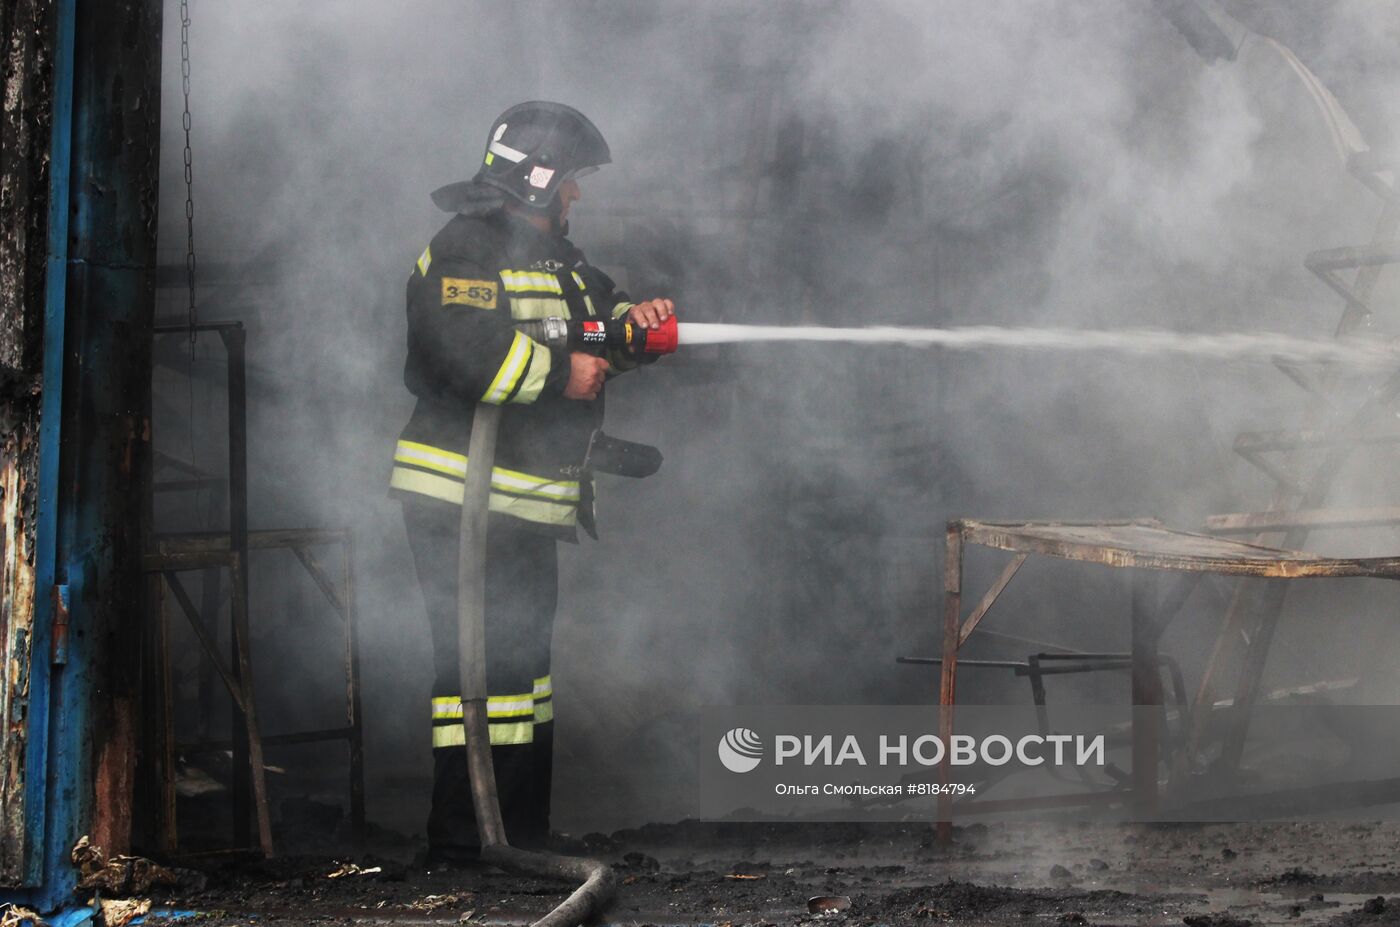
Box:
[136,819,1400,927]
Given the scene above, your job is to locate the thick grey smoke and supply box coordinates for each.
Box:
[152,1,1400,833]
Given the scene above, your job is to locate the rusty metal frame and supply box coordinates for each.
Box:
[144,527,364,855]
[144,549,273,857]
[1186,185,1400,785]
[150,320,364,852]
[1303,241,1400,312]
[931,518,1400,841]
[1205,506,1400,534]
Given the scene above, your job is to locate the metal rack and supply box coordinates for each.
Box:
[1183,153,1400,782]
[146,321,364,856]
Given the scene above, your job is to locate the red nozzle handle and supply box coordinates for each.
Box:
[643,314,678,354]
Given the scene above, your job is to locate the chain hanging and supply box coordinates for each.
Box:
[180,0,199,477]
[181,0,197,343]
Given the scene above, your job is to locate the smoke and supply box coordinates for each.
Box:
[153,0,1400,834]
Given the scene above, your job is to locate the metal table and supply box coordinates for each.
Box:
[931,518,1400,837]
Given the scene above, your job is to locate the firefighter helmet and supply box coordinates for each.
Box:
[476,101,611,210]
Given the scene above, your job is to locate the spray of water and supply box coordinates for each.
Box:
[677,322,1400,368]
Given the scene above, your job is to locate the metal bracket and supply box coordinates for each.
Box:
[49,585,70,666]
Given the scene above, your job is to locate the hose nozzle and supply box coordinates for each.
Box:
[518,315,678,355]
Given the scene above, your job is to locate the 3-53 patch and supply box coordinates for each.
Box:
[442,278,498,309]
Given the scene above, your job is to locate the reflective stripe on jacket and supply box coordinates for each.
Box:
[393,210,634,537]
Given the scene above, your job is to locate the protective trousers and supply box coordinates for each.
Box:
[401,497,556,854]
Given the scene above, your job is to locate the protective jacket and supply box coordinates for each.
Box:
[389,208,639,539]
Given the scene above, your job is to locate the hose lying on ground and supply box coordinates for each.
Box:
[481,846,617,927]
[456,403,618,927]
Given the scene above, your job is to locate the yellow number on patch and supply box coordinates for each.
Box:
[442,278,497,309]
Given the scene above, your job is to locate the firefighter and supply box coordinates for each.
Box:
[391,101,673,862]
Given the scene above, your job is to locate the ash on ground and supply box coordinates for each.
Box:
[145,819,1400,927]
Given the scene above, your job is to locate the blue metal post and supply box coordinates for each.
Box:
[13,0,77,902]
[1,0,163,910]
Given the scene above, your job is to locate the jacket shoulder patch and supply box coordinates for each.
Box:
[442,278,498,309]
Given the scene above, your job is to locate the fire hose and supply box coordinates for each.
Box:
[455,315,677,927]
